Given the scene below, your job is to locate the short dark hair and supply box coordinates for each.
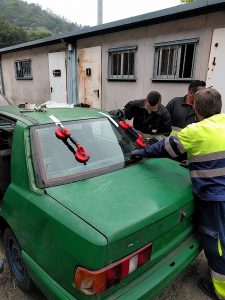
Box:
[195,88,222,118]
[146,91,161,106]
[188,80,206,93]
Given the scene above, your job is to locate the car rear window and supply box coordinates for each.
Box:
[31,118,138,187]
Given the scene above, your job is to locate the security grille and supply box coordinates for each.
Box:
[153,38,199,81]
[14,59,32,80]
[108,46,137,80]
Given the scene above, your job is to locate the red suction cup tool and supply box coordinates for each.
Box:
[135,135,146,148]
[75,145,90,163]
[119,120,131,129]
[55,127,70,140]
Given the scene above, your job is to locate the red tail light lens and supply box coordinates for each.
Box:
[75,243,152,295]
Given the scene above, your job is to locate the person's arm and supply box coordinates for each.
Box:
[124,100,137,120]
[160,109,172,136]
[109,100,136,120]
[166,99,174,119]
[131,134,187,159]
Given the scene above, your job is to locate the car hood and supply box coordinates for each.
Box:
[46,158,193,241]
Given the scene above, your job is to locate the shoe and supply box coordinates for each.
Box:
[198,278,219,299]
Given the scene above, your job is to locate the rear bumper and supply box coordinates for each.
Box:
[22,233,200,300]
[109,233,200,299]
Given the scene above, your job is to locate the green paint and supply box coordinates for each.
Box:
[0,106,200,299]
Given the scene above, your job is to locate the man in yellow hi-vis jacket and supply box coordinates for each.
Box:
[131,88,225,299]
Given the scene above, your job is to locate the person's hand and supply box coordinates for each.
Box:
[109,109,124,119]
[130,149,143,158]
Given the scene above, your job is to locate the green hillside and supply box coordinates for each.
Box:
[0,0,86,48]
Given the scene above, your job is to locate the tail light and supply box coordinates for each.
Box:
[75,243,152,295]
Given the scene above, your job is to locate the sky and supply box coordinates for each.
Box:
[25,0,181,27]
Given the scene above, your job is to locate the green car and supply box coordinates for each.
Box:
[0,105,200,299]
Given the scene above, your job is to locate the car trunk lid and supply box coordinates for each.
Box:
[46,158,194,262]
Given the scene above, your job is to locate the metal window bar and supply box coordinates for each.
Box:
[118,53,120,76]
[176,45,182,79]
[121,52,124,78]
[127,50,130,77]
[159,49,162,77]
[157,49,161,77]
[190,43,197,78]
[181,44,187,79]
[166,46,170,79]
[173,45,179,79]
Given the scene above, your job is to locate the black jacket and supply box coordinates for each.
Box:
[166,96,197,130]
[124,99,171,135]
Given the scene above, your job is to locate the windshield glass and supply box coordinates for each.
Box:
[31,118,139,187]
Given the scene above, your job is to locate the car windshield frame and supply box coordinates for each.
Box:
[31,117,140,188]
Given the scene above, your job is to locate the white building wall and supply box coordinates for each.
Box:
[77,11,225,110]
[1,43,65,105]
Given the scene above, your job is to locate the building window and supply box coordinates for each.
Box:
[153,38,199,81]
[108,46,137,80]
[14,59,32,80]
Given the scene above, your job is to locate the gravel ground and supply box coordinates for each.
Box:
[0,235,211,300]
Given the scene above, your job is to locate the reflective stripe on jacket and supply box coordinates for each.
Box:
[140,114,225,201]
[211,270,225,299]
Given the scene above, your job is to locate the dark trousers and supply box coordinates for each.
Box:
[197,200,225,275]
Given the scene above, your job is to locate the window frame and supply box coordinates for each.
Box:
[14,59,33,80]
[107,45,137,81]
[152,38,199,82]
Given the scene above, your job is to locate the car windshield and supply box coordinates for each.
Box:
[31,118,139,187]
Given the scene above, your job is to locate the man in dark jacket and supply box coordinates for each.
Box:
[109,91,171,144]
[166,80,206,134]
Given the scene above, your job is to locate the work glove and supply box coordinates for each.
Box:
[143,137,159,146]
[130,149,144,158]
[109,109,125,119]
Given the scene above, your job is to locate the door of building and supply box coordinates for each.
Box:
[78,46,101,109]
[48,51,67,103]
[206,28,225,113]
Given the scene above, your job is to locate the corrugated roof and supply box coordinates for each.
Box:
[0,0,225,54]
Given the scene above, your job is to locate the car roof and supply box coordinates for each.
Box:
[0,105,108,126]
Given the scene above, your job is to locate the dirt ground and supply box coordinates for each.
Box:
[0,235,211,300]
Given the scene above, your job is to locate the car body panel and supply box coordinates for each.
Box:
[46,158,192,240]
[22,233,200,300]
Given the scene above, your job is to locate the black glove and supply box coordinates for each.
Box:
[130,149,144,158]
[109,109,125,119]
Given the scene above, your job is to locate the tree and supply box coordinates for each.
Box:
[0,18,27,48]
[27,26,52,41]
